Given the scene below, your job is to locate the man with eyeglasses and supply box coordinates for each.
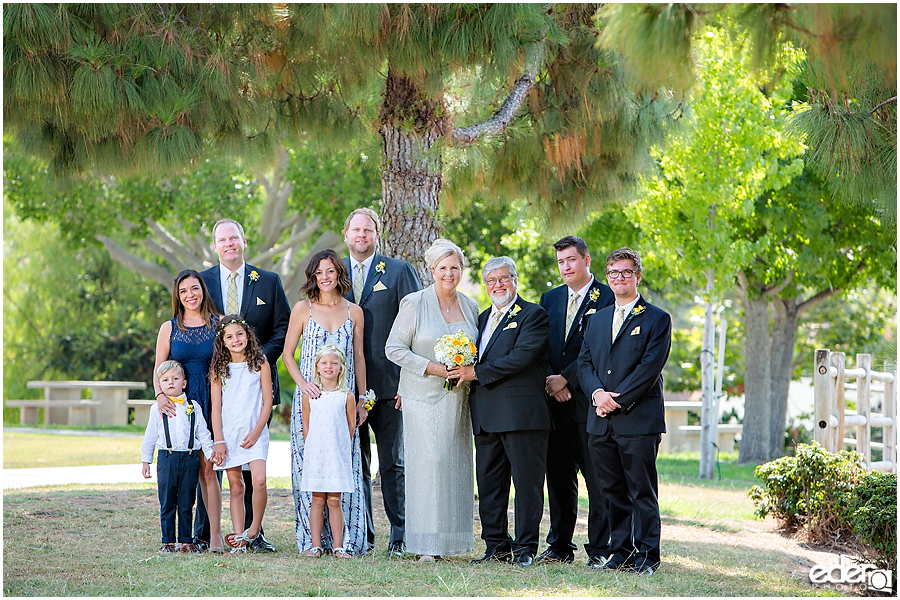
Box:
[449,257,550,567]
[577,248,671,576]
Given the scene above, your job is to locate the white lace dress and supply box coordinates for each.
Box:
[215,362,269,470]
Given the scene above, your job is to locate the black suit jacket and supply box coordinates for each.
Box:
[576,296,671,436]
[200,263,291,404]
[343,252,421,399]
[470,295,551,434]
[540,278,614,425]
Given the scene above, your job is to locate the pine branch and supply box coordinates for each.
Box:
[96,234,174,289]
[870,96,897,115]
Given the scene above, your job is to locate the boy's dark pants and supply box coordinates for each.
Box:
[157,450,200,544]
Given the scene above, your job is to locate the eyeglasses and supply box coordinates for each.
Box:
[606,269,636,279]
[484,275,514,287]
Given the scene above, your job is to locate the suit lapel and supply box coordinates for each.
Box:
[358,253,384,306]
[564,279,602,346]
[482,296,520,358]
[207,266,225,312]
[612,296,647,346]
[342,257,354,302]
[240,263,258,316]
[475,309,489,361]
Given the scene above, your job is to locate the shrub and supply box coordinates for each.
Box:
[848,471,898,571]
[749,443,864,540]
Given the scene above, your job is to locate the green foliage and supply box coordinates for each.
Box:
[749,443,864,539]
[847,471,898,570]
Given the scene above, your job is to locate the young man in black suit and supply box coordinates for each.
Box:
[536,236,614,567]
[199,218,291,552]
[342,208,421,556]
[577,248,671,575]
[451,257,551,567]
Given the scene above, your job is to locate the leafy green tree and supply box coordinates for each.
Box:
[599,3,897,221]
[3,4,675,281]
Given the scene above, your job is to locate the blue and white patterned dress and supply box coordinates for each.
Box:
[290,301,367,554]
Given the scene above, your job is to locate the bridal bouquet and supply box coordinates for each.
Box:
[434,330,477,391]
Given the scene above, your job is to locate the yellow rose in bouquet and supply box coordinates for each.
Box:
[435,330,477,391]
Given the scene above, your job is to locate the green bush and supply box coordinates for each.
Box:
[848,471,898,571]
[750,443,897,571]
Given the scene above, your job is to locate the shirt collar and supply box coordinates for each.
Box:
[352,254,375,271]
[569,276,595,302]
[615,293,641,316]
[220,262,246,279]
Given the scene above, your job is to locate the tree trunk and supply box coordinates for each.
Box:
[378,69,447,284]
[699,269,716,478]
[739,295,772,463]
[769,298,800,458]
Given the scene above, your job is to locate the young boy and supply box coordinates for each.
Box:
[141,360,215,553]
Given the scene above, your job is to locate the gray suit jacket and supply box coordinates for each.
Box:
[343,252,422,399]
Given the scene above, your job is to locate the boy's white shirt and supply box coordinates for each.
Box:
[141,394,214,463]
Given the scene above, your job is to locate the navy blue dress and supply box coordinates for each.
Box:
[168,317,217,431]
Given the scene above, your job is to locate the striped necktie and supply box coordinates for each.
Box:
[612,306,625,342]
[226,271,240,315]
[564,292,580,338]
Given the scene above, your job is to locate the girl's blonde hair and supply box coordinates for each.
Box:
[312,345,350,392]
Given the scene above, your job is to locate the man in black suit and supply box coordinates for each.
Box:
[342,208,421,556]
[536,236,614,567]
[577,248,671,575]
[199,218,291,552]
[451,257,551,567]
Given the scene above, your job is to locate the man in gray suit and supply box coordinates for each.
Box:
[342,208,421,556]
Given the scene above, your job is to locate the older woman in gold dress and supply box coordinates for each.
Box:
[385,239,479,562]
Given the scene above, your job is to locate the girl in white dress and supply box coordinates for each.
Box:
[300,344,356,559]
[209,315,273,555]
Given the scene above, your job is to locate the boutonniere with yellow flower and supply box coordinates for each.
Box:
[375,261,385,274]
[507,304,522,320]
[631,305,645,317]
[589,288,600,302]
[185,403,194,416]
[249,270,260,285]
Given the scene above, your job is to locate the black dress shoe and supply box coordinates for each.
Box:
[386,541,405,558]
[250,533,276,553]
[194,540,210,553]
[534,548,575,564]
[470,550,511,564]
[512,552,534,567]
[629,558,659,575]
[600,554,632,570]
[587,555,609,569]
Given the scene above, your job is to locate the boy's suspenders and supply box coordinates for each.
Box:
[161,401,197,453]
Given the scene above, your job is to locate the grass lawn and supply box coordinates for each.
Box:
[2,432,842,596]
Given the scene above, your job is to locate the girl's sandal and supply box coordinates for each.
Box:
[301,547,323,558]
[333,548,352,559]
[225,529,258,553]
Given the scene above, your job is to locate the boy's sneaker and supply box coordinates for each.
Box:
[159,543,176,553]
[181,543,201,553]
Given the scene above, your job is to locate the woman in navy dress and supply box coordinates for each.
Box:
[154,269,223,551]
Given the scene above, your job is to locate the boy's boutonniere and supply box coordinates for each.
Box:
[375,261,385,274]
[249,270,260,285]
[185,403,194,416]
[631,305,645,317]
[589,288,600,302]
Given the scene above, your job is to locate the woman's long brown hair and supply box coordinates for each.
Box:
[172,269,220,331]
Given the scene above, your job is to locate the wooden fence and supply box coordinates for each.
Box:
[813,350,896,473]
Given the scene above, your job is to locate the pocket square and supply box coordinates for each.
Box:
[585,308,596,315]
[373,281,388,291]
[630,326,640,335]
[256,297,266,306]
[503,322,518,331]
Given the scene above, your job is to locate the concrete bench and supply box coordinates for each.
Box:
[25,381,147,426]
[6,399,102,426]
[676,424,744,453]
[127,400,158,427]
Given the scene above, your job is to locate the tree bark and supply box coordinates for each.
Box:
[738,286,772,463]
[768,298,800,458]
[378,69,447,284]
[699,269,716,478]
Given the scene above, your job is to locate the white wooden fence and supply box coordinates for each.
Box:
[813,350,896,473]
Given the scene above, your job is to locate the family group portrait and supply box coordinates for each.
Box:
[3,3,897,597]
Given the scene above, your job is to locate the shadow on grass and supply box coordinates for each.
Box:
[3,485,826,597]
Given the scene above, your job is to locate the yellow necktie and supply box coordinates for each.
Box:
[486,310,503,339]
[564,293,580,338]
[226,271,239,315]
[612,306,625,342]
[353,263,365,303]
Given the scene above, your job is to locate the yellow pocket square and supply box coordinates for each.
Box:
[503,322,518,331]
[630,326,640,335]
[256,297,266,306]
[373,281,388,292]
[585,308,596,315]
